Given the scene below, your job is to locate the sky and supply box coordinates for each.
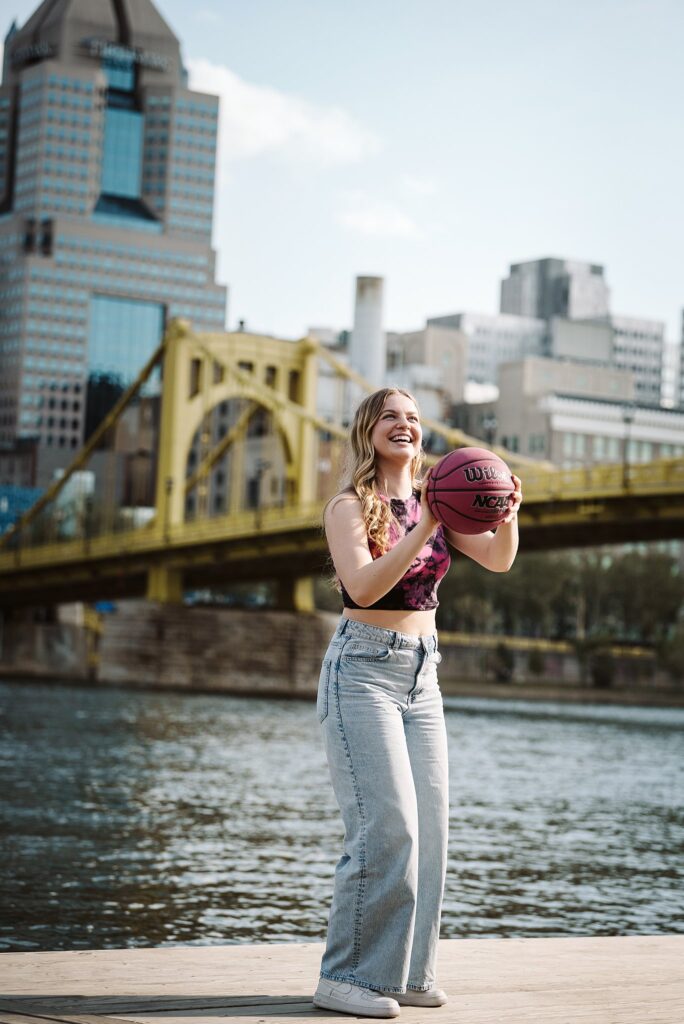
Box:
[4,0,683,342]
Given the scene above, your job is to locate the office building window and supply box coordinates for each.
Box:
[103,56,135,92]
[86,295,164,437]
[100,108,143,198]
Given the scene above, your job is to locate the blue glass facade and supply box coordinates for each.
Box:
[100,108,143,198]
[103,56,135,92]
[86,295,164,438]
[0,485,44,534]
[95,50,152,225]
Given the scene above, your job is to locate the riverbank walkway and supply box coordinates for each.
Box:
[1,935,682,1023]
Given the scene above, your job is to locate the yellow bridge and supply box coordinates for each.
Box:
[2,320,684,610]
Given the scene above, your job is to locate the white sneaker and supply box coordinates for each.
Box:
[381,987,448,1007]
[313,977,401,1018]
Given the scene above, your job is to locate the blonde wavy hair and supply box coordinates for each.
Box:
[332,387,425,556]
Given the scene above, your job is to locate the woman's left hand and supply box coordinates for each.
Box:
[419,467,439,530]
[502,474,523,524]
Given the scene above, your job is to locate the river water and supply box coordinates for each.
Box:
[1,679,682,951]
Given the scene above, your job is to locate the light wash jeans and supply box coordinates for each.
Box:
[317,617,449,994]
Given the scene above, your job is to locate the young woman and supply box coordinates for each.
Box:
[312,387,523,1019]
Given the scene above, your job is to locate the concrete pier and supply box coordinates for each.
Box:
[0,935,682,1022]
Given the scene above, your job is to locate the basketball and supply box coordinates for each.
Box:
[426,447,514,535]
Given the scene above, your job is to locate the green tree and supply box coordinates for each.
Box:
[604,550,683,643]
[487,641,515,682]
[437,556,499,632]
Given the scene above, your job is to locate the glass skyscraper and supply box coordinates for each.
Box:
[0,0,227,483]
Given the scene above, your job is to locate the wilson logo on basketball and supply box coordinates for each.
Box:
[472,495,509,509]
[426,446,513,536]
[464,466,509,483]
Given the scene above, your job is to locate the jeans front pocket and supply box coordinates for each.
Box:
[341,638,392,662]
[316,660,331,723]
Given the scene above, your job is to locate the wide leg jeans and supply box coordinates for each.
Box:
[317,617,449,994]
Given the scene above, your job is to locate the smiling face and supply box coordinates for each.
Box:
[370,392,422,466]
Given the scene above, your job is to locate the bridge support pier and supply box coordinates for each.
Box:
[275,575,315,613]
[147,565,184,604]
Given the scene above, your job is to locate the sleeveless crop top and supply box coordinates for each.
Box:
[340,490,451,611]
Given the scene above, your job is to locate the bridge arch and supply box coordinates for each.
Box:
[155,321,320,532]
[184,394,295,520]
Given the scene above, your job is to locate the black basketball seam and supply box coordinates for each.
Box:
[433,453,511,486]
[429,487,513,493]
[435,452,494,474]
[434,470,510,487]
[439,510,502,525]
[432,497,502,525]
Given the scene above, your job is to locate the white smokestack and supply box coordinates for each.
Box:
[350,276,385,386]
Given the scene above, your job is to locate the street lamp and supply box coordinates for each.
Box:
[621,403,635,490]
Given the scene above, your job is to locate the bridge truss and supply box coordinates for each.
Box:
[1,320,683,609]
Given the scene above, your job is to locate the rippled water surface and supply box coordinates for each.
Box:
[1,680,683,951]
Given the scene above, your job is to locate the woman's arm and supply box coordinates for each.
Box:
[445,517,518,572]
[444,473,523,573]
[325,495,438,607]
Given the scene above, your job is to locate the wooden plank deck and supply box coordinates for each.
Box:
[0,936,682,1024]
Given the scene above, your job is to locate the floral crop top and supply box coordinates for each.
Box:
[340,490,451,611]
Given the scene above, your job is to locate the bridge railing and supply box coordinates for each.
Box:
[4,455,684,569]
[521,457,684,501]
[0,501,328,571]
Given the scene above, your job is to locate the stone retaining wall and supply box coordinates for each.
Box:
[1,603,682,704]
[96,601,338,695]
[0,619,88,680]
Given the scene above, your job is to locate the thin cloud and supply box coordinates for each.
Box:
[399,173,438,197]
[187,57,380,174]
[336,191,423,239]
[195,9,225,25]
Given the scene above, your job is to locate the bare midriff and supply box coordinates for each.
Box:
[342,607,437,637]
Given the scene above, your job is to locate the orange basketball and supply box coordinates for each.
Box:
[426,447,514,535]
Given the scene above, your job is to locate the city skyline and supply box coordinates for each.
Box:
[0,0,226,484]
[3,0,682,344]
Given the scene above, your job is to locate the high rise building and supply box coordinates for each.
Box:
[500,257,611,321]
[426,311,547,384]
[609,315,665,408]
[500,259,667,405]
[0,0,227,481]
[452,354,684,468]
[429,258,668,408]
